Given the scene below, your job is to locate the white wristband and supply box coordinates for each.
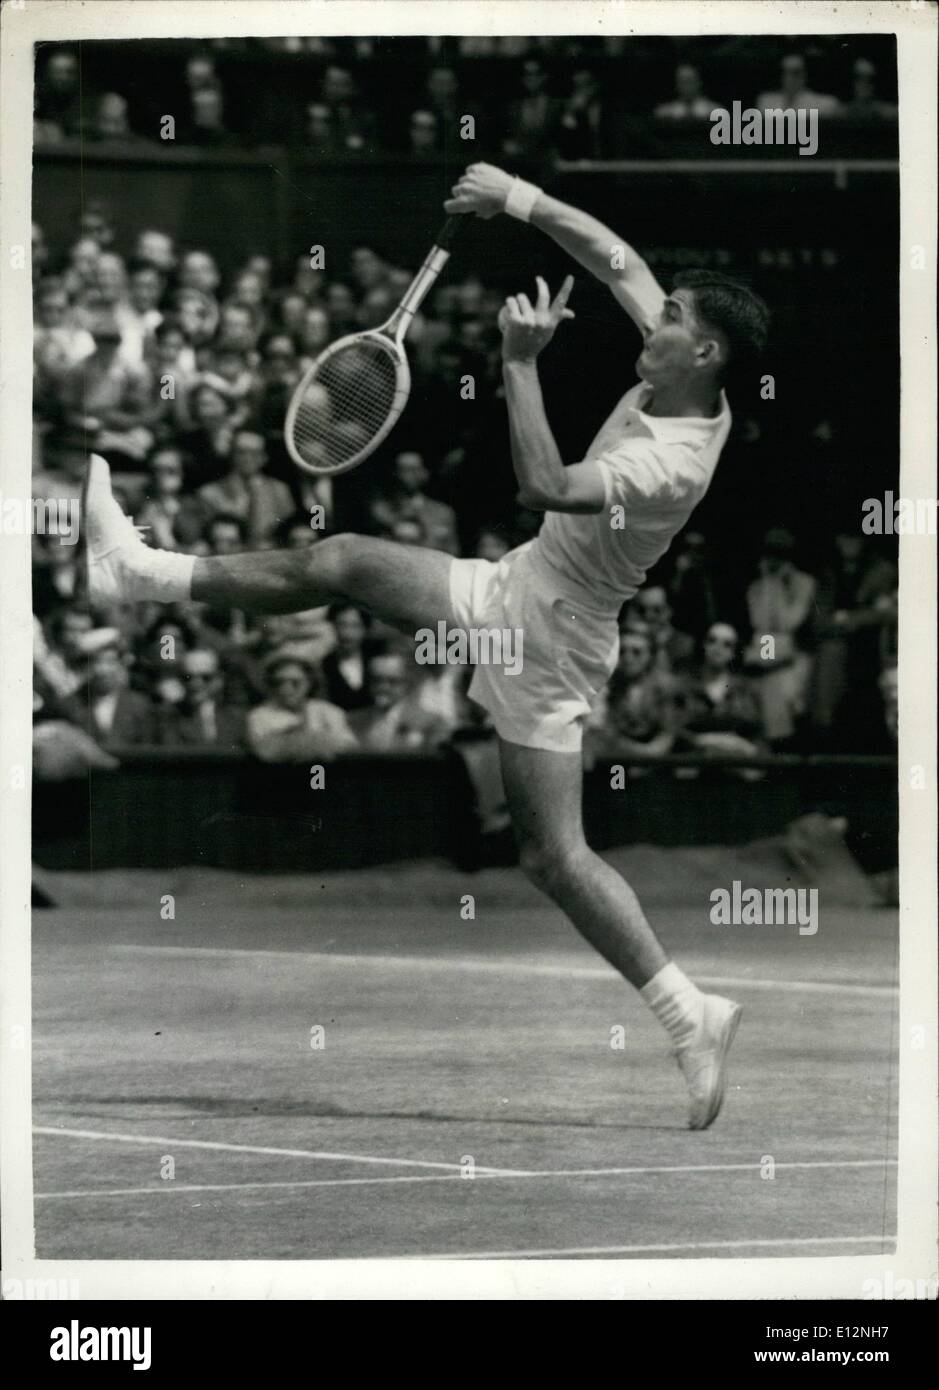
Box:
[504,177,542,223]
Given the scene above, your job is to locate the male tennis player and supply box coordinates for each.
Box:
[85,162,769,1128]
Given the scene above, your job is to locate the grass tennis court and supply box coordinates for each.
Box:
[31,854,898,1262]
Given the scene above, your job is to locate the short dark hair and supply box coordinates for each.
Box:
[672,269,770,383]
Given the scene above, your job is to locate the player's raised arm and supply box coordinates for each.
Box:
[444,162,666,334]
[499,276,606,515]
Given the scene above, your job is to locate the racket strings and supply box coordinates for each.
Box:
[290,339,400,471]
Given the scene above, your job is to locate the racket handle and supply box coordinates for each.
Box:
[433,214,470,252]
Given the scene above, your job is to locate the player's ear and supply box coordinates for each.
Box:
[696,336,723,372]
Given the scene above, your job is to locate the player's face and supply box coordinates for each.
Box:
[636,291,704,385]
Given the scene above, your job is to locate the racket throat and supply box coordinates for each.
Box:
[385,245,451,338]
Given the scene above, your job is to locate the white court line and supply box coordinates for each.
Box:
[33,1125,520,1176]
[34,1142,896,1199]
[112,945,897,999]
[420,1234,896,1260]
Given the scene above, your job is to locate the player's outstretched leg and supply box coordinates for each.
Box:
[498,737,741,1130]
[84,453,455,629]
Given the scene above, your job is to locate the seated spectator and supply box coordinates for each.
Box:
[319,65,375,152]
[31,426,89,511]
[406,109,438,155]
[370,450,459,554]
[303,102,337,151]
[72,630,156,747]
[743,527,816,746]
[38,606,96,691]
[842,57,897,121]
[34,48,82,143]
[502,57,560,158]
[558,68,605,159]
[198,428,295,547]
[204,511,247,557]
[136,446,209,552]
[61,236,100,301]
[52,317,156,465]
[676,623,764,759]
[629,585,696,675]
[134,229,177,275]
[807,532,897,747]
[155,648,247,751]
[33,277,94,383]
[321,604,379,711]
[181,81,237,147]
[654,63,717,120]
[89,92,145,144]
[667,530,718,636]
[126,260,166,345]
[178,249,222,298]
[258,608,336,668]
[247,655,356,762]
[349,651,449,751]
[756,53,841,115]
[587,627,678,762]
[177,379,239,488]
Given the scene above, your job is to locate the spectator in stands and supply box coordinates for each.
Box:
[204,512,247,556]
[675,622,764,759]
[370,450,459,555]
[183,81,236,147]
[879,666,898,745]
[198,428,295,547]
[137,445,209,551]
[807,532,897,747]
[667,530,718,637]
[743,527,816,746]
[53,318,155,465]
[842,58,897,121]
[349,651,449,751]
[34,48,82,142]
[630,585,696,675]
[31,426,88,511]
[588,627,678,762]
[90,93,142,143]
[424,65,462,129]
[558,68,605,159]
[319,65,375,152]
[502,57,560,158]
[304,102,337,152]
[321,603,378,711]
[177,379,239,488]
[654,63,717,120]
[216,302,261,360]
[73,630,156,747]
[127,261,166,342]
[247,655,356,762]
[40,607,96,685]
[156,647,247,751]
[408,110,440,155]
[135,229,177,275]
[756,53,841,115]
[179,249,222,298]
[33,277,94,383]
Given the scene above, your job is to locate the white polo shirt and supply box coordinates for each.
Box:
[532,381,731,615]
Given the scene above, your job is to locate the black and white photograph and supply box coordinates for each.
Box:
[1,0,936,1311]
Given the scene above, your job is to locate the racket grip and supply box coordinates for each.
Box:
[433,214,470,252]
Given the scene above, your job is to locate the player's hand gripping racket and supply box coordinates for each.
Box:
[284,216,467,476]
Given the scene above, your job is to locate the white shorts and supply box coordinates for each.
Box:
[448,541,619,753]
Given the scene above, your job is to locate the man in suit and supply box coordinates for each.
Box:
[155,647,247,752]
[73,630,156,747]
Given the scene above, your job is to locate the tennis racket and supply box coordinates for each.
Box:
[284,215,466,476]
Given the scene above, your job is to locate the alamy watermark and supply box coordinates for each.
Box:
[414,622,523,674]
[710,102,818,157]
[710,881,818,936]
[1,494,79,545]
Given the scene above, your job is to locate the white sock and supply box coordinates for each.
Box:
[121,545,194,603]
[640,962,704,1049]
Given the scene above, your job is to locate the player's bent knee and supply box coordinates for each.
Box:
[311,532,359,591]
[518,841,588,897]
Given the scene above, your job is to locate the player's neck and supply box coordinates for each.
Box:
[644,381,721,420]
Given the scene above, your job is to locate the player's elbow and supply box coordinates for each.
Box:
[517,487,549,512]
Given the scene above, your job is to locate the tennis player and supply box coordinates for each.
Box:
[85,162,769,1128]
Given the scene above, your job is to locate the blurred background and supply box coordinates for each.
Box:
[30,34,899,882]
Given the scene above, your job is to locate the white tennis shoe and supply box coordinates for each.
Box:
[83,453,154,604]
[674,993,742,1130]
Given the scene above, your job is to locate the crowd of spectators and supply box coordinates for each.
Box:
[34,39,898,161]
[30,39,899,788]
